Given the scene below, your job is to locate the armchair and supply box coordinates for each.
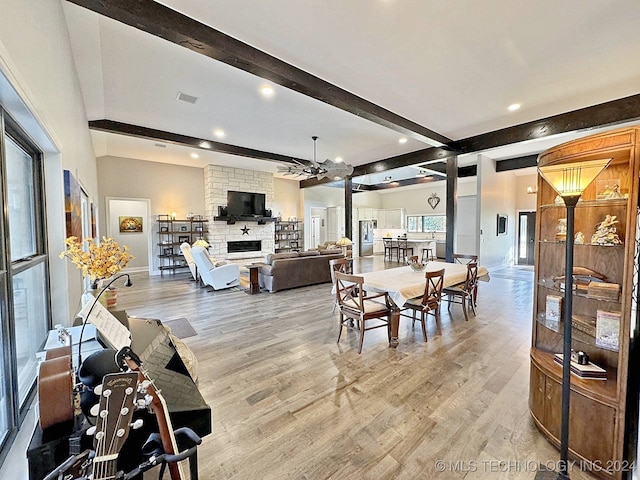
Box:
[190,246,240,290]
[179,242,198,281]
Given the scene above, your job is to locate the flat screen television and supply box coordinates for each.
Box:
[227,191,266,217]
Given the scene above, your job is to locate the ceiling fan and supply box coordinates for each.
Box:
[278,136,354,180]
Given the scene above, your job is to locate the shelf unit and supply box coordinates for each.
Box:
[157,217,208,275]
[274,219,303,253]
[530,127,640,479]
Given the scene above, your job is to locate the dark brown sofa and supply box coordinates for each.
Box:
[254,250,344,292]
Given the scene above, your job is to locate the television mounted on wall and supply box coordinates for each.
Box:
[227,191,266,217]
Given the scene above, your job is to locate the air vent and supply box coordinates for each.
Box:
[176,92,199,104]
[154,143,167,148]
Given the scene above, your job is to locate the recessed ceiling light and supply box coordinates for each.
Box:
[199,141,211,149]
[154,143,166,148]
[190,153,199,159]
[508,103,521,111]
[213,129,225,138]
[260,85,275,97]
[335,156,343,163]
[398,137,408,144]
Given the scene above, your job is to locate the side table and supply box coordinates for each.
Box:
[245,264,260,294]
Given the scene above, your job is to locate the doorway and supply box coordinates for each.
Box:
[517,211,536,265]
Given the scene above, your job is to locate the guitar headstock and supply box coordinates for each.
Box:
[92,371,138,476]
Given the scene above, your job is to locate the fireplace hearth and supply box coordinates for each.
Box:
[228,240,262,253]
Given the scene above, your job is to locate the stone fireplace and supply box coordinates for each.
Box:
[204,165,275,259]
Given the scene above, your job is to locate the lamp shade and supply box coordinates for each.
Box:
[192,239,209,248]
[538,158,611,198]
[336,237,352,246]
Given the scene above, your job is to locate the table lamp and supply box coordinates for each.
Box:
[192,239,209,248]
[535,157,611,480]
[336,237,352,257]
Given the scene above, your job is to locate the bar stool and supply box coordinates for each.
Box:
[397,238,413,262]
[383,238,398,261]
[421,241,436,262]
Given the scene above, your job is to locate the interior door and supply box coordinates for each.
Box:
[517,212,536,265]
[311,216,321,248]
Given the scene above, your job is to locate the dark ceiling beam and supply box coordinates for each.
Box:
[495,155,538,172]
[88,119,308,165]
[67,0,451,147]
[299,146,457,188]
[450,93,640,154]
[301,93,640,188]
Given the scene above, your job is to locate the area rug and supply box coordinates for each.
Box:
[163,318,197,339]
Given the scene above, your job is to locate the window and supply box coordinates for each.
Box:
[0,108,50,455]
[407,215,447,233]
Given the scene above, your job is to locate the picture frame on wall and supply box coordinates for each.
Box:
[178,235,189,243]
[119,216,143,233]
[163,247,173,256]
[180,226,188,232]
[160,226,169,232]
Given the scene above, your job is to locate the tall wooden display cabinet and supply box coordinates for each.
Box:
[530,126,640,479]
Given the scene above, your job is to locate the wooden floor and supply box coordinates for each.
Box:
[116,258,596,479]
[0,256,593,480]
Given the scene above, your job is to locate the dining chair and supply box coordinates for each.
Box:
[396,238,413,262]
[406,255,419,264]
[421,241,436,262]
[383,238,398,262]
[453,253,478,264]
[334,271,392,353]
[402,268,445,341]
[442,262,479,321]
[329,257,353,313]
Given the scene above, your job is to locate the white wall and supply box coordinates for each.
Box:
[273,177,301,219]
[0,0,98,325]
[477,154,518,268]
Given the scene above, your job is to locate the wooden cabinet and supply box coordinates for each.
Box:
[157,217,208,274]
[530,127,640,479]
[274,220,303,253]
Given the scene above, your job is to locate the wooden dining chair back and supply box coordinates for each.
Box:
[402,269,445,341]
[383,238,398,262]
[443,262,479,321]
[406,255,419,264]
[329,257,353,312]
[396,238,414,262]
[334,271,392,353]
[453,253,478,265]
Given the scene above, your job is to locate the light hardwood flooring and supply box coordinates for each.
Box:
[118,257,597,480]
[2,257,600,479]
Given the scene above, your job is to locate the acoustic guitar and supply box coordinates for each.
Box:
[48,371,139,480]
[119,347,190,480]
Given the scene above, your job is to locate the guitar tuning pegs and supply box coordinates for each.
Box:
[136,399,147,409]
[87,426,96,436]
[94,384,103,396]
[131,419,144,430]
[90,404,100,417]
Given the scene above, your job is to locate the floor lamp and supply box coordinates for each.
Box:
[535,158,611,480]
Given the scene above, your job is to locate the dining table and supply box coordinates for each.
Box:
[361,262,490,347]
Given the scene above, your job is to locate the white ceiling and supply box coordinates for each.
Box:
[61,1,640,183]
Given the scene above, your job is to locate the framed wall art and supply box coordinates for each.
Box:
[119,216,143,233]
